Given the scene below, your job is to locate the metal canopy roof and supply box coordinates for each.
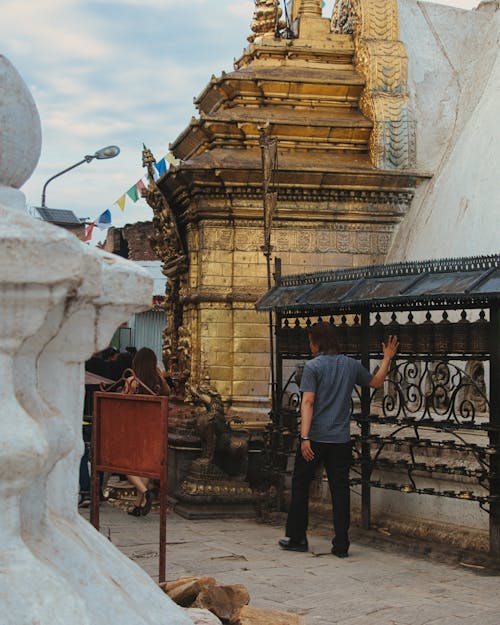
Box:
[256,254,500,314]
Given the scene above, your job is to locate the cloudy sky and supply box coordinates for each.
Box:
[3,0,480,237]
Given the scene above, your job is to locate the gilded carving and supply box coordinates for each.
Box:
[274,228,290,252]
[362,93,416,169]
[317,230,333,253]
[355,0,399,40]
[143,153,190,376]
[356,231,371,253]
[333,0,398,39]
[297,230,314,252]
[258,225,394,254]
[142,145,188,271]
[177,325,192,378]
[235,229,262,251]
[248,0,284,43]
[356,40,408,95]
[337,230,352,253]
[331,0,354,34]
[207,227,233,250]
[331,0,415,170]
[175,187,414,206]
[377,231,391,254]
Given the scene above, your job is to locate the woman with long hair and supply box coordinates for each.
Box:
[123,347,170,516]
[124,347,170,397]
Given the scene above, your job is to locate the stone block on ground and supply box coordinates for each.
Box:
[184,607,223,625]
[230,605,305,625]
[162,576,217,606]
[193,584,250,622]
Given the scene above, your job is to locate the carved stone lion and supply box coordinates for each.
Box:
[186,379,249,479]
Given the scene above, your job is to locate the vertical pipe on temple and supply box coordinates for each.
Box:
[360,310,372,530]
[259,126,279,413]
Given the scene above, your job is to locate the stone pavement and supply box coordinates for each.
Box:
[82,503,500,625]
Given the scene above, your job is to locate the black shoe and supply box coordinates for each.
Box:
[279,538,308,552]
[141,490,153,517]
[331,547,349,558]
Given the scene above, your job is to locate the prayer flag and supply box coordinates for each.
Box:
[155,158,167,177]
[116,194,126,211]
[84,222,95,242]
[95,209,112,230]
[126,184,139,202]
[136,179,146,195]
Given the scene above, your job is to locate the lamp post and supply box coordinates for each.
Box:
[40,145,120,208]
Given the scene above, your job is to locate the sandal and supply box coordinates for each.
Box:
[141,490,153,517]
[127,506,142,517]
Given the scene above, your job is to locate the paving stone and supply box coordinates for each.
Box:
[81,505,500,625]
[232,605,305,625]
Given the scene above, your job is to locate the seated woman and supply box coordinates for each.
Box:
[123,347,170,517]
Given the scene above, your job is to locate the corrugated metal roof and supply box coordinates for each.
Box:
[256,254,500,314]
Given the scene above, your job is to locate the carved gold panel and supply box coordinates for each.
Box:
[331,0,415,170]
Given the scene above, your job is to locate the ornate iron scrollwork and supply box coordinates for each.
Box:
[379,359,489,426]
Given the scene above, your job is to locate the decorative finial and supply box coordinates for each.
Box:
[142,144,157,185]
[248,0,284,43]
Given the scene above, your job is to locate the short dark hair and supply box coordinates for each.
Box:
[308,321,340,354]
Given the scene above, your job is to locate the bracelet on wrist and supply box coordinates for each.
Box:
[299,435,310,442]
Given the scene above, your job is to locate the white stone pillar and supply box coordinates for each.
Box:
[0,55,192,625]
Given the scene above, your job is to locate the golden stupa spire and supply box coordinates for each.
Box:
[298,0,322,17]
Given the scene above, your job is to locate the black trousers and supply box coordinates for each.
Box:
[285,440,352,552]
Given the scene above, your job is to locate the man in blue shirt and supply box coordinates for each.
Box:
[279,321,398,557]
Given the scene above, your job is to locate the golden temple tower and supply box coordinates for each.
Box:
[147,0,427,424]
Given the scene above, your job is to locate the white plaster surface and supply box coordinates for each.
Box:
[0,56,41,188]
[387,1,500,261]
[0,55,192,625]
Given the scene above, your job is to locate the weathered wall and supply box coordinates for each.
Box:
[387,0,500,261]
[102,221,156,261]
[123,221,157,260]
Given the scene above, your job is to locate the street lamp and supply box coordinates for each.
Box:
[40,145,120,208]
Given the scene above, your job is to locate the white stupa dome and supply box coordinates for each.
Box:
[0,55,41,189]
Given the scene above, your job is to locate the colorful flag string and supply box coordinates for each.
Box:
[112,153,178,212]
[85,151,180,241]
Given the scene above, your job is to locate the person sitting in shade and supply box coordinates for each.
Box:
[123,347,170,517]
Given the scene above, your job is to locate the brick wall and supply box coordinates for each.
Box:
[101,221,157,261]
[123,221,157,261]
